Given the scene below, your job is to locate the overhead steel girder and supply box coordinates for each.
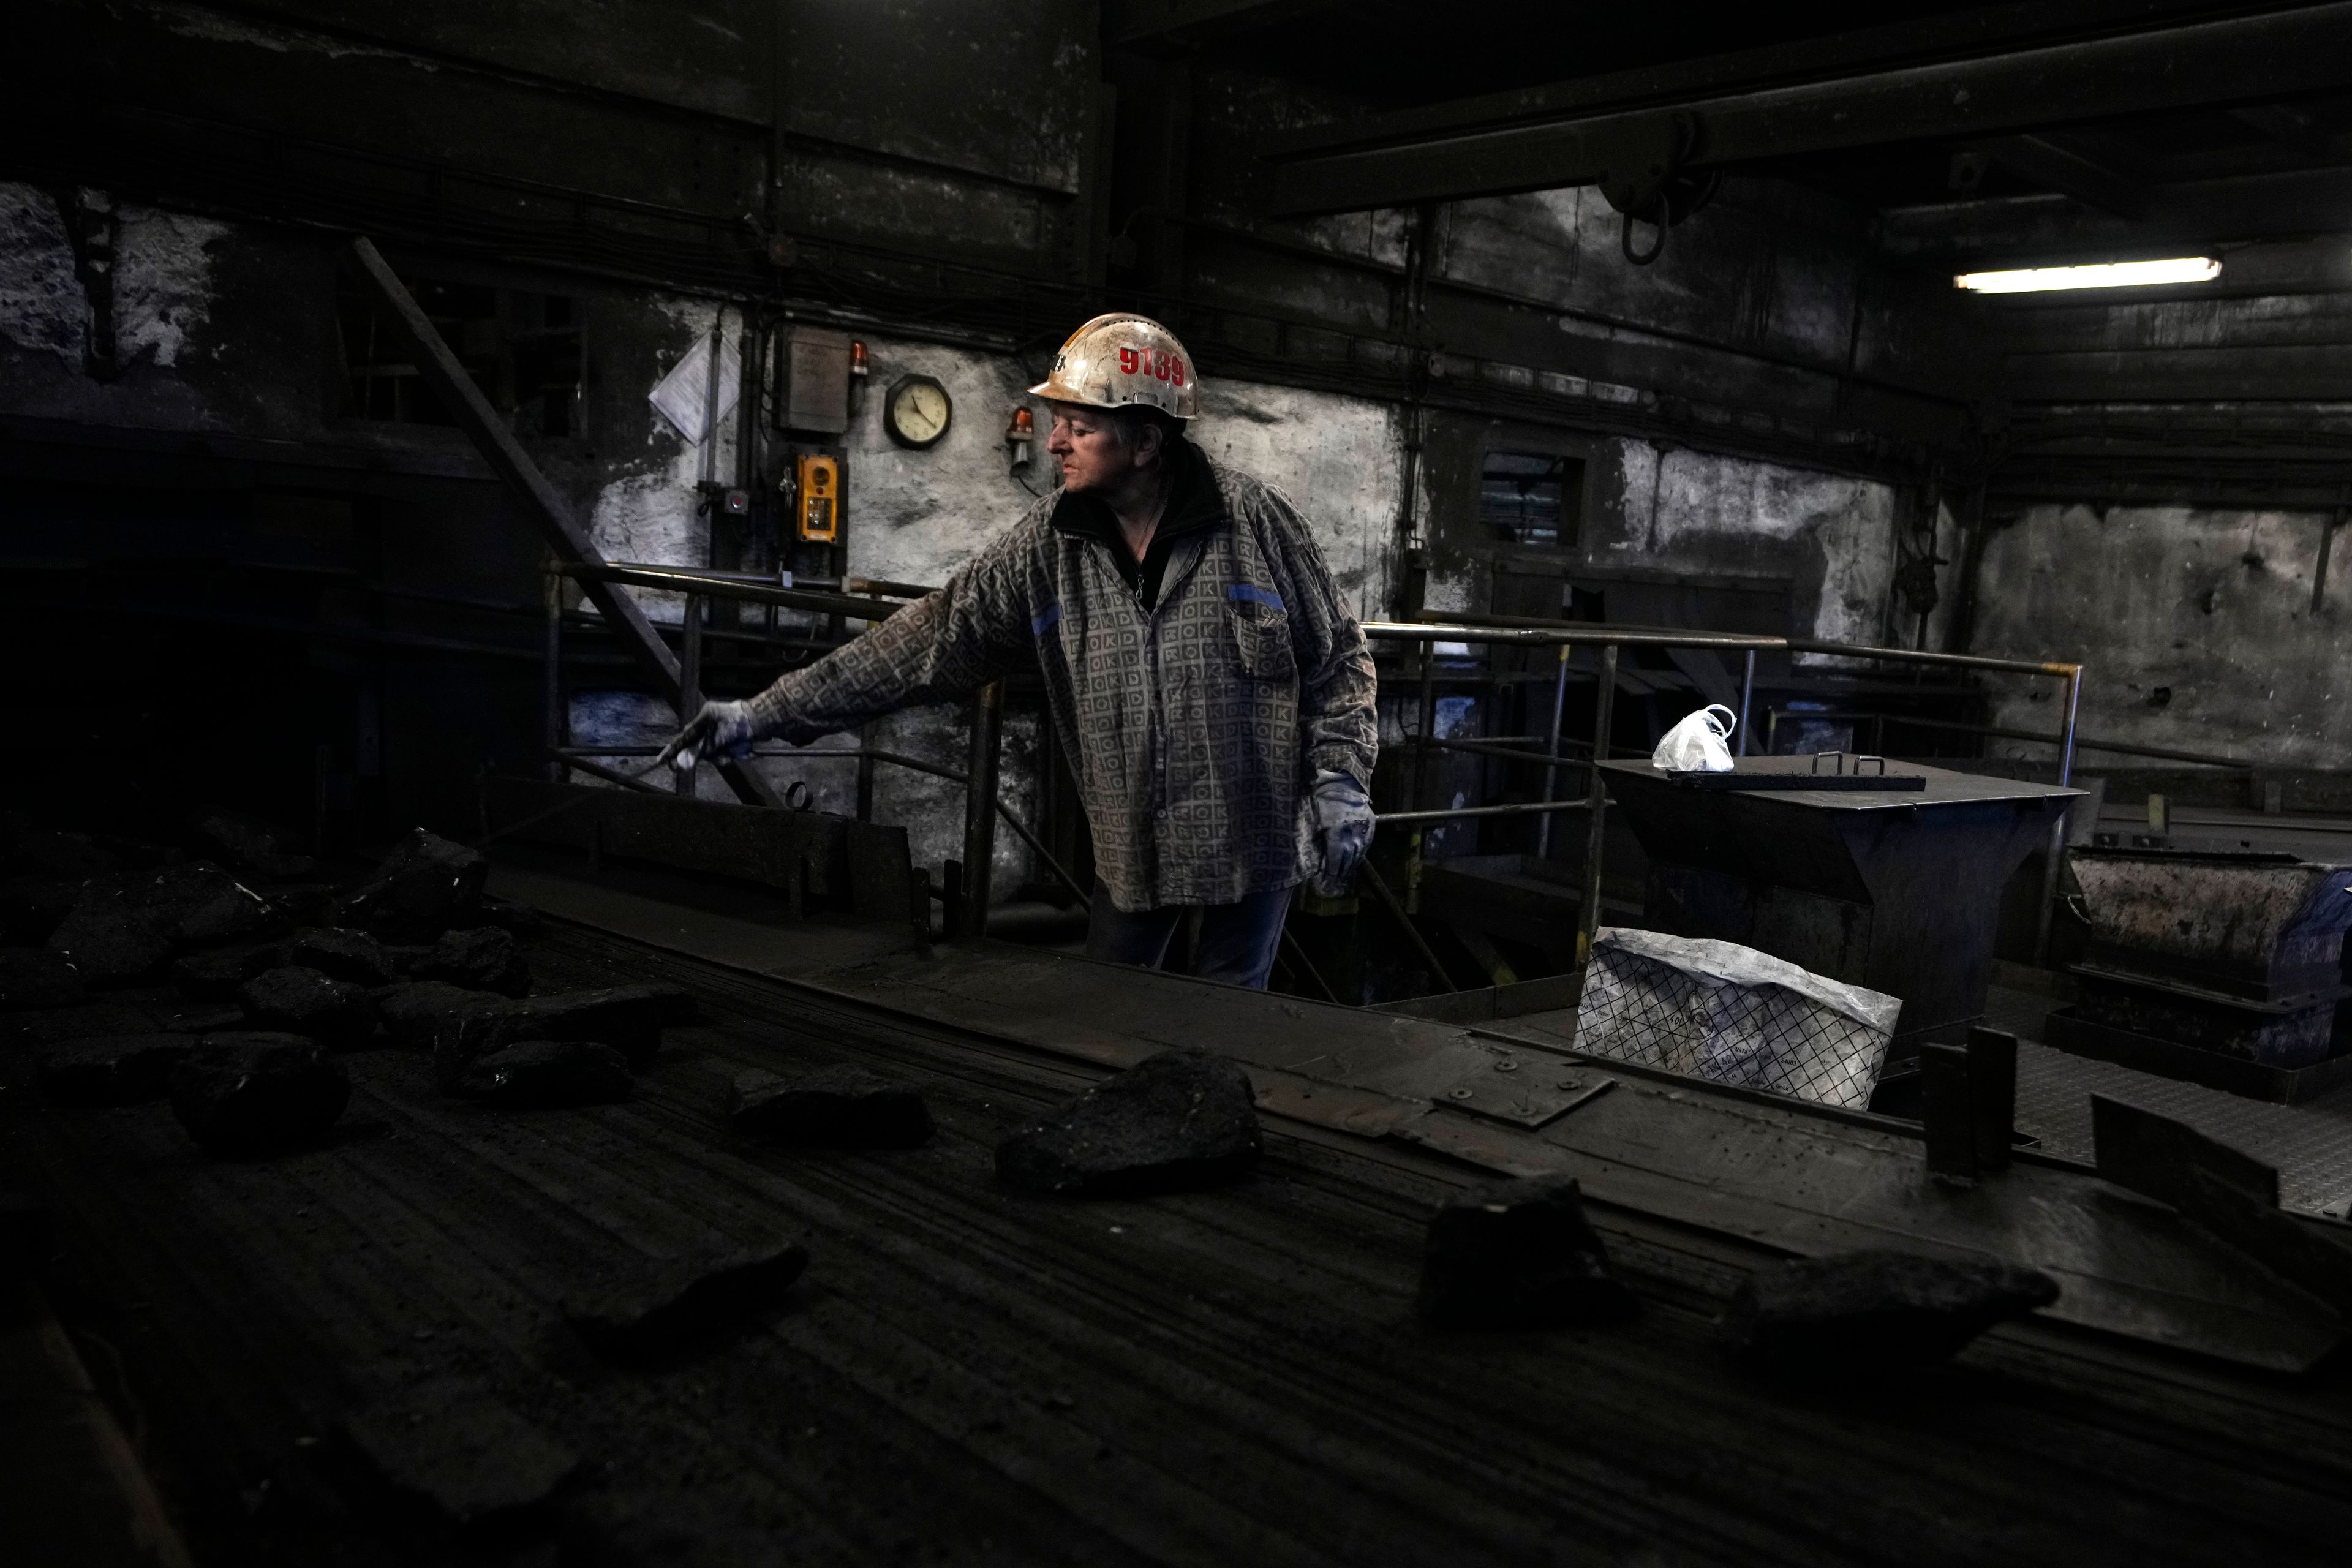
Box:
[1261,2,2352,216]
[1879,165,2352,260]
[1970,134,2152,220]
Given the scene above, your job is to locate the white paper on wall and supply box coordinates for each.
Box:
[648,332,741,443]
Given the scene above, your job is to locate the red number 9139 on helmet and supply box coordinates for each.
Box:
[1027,314,1200,420]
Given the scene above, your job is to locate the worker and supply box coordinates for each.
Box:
[665,314,1378,989]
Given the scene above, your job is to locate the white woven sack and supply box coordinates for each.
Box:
[1572,928,1899,1109]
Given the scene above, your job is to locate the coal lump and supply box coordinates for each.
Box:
[412,925,531,997]
[287,926,395,987]
[169,1035,352,1156]
[1724,1248,2060,1375]
[0,946,84,1010]
[564,1238,808,1358]
[1417,1174,1636,1328]
[330,829,488,940]
[729,1065,932,1148]
[995,1049,1260,1197]
[40,1034,195,1106]
[239,965,379,1049]
[431,984,687,1082]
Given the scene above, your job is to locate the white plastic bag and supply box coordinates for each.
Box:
[1651,704,1736,772]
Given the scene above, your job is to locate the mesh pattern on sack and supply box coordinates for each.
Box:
[1575,945,1890,1109]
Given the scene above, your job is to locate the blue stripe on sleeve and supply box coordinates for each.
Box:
[1031,603,1062,636]
[1227,583,1284,611]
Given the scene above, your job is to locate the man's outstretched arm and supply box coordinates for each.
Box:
[669,527,1036,762]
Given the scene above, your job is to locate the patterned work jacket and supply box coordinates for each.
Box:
[745,459,1378,911]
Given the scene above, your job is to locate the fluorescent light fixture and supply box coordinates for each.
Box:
[1954,257,2222,293]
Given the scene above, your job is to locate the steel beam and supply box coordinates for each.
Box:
[347,237,778,808]
[1254,0,2229,162]
[2231,102,2340,160]
[1262,3,2352,216]
[1973,134,2152,219]
[1880,167,2352,259]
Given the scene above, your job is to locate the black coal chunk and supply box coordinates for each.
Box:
[152,1000,249,1035]
[40,1033,195,1106]
[331,829,488,940]
[146,862,281,944]
[432,985,688,1082]
[9,999,170,1044]
[287,926,394,987]
[564,1238,808,1358]
[452,1039,633,1108]
[995,1049,1260,1197]
[1724,1249,2061,1376]
[45,863,277,984]
[0,946,85,1011]
[239,966,380,1049]
[558,1491,786,1568]
[1417,1174,1635,1329]
[729,1065,933,1148]
[43,906,175,986]
[190,810,317,881]
[376,979,503,1050]
[170,1035,352,1156]
[171,939,290,1001]
[413,925,531,997]
[340,1376,579,1527]
[0,875,81,944]
[475,897,544,939]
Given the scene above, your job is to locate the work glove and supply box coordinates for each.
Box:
[1302,769,1374,897]
[658,699,759,772]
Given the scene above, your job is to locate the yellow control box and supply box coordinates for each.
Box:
[795,453,840,542]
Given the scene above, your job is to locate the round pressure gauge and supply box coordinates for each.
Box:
[884,374,952,449]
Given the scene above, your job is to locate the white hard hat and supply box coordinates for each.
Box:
[1027,313,1199,420]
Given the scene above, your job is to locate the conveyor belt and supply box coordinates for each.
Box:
[7,887,2352,1564]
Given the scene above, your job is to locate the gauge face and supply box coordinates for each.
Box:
[885,374,952,448]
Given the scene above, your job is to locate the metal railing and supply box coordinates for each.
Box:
[539,560,2092,986]
[1370,613,2086,965]
[1761,707,2251,772]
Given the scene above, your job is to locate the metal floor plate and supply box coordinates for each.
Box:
[1989,984,2352,1216]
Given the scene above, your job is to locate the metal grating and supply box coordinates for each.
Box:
[1574,943,1890,1109]
[1989,981,2352,1216]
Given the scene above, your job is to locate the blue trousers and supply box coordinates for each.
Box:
[1085,883,1290,991]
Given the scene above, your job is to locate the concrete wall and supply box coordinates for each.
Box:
[1972,503,2351,769]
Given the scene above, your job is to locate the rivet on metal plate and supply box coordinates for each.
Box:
[1449,1087,1475,1100]
[1494,1059,1518,1073]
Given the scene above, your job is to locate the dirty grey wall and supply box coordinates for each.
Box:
[562,311,1406,897]
[1963,241,2352,772]
[1972,503,2351,769]
[1417,433,1899,647]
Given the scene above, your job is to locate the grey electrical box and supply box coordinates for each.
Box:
[778,325,852,435]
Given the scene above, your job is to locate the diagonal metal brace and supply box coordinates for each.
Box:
[346,237,778,808]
